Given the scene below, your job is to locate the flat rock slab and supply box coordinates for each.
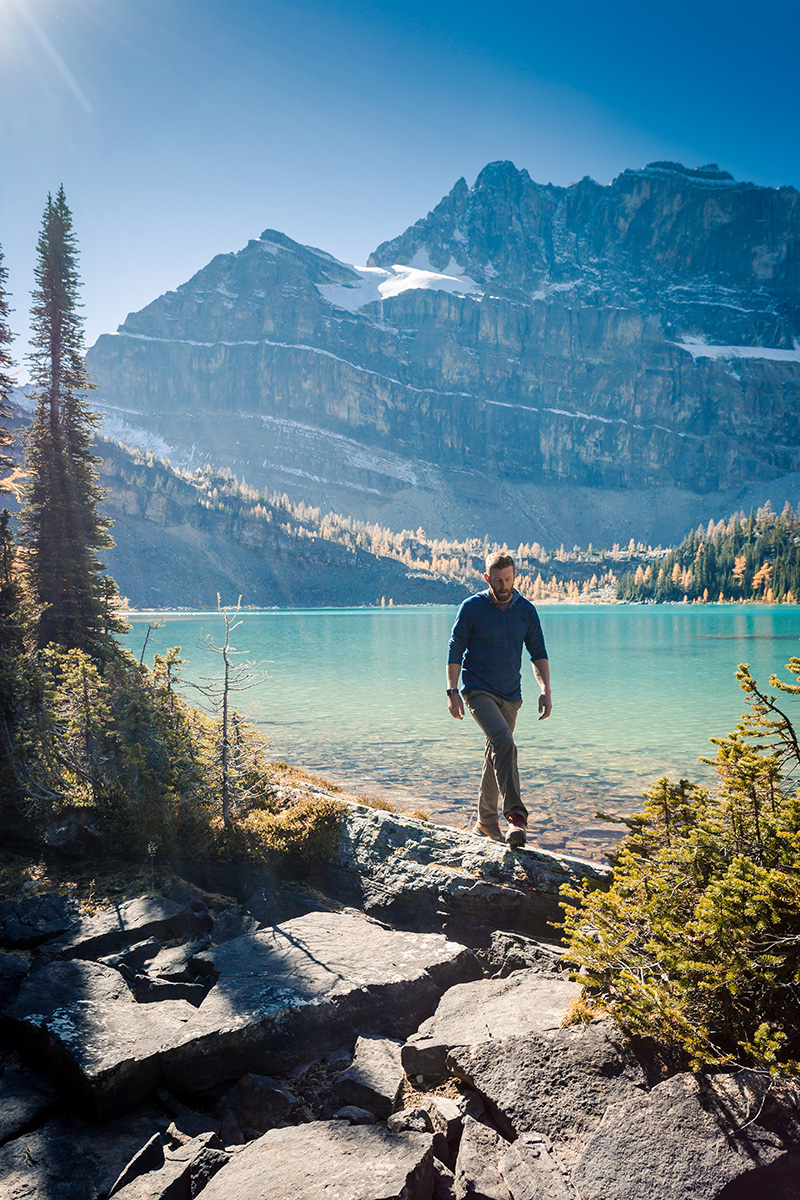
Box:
[572,1071,800,1200]
[45,895,211,961]
[325,803,611,938]
[404,969,582,1076]
[0,1066,59,1147]
[161,910,480,1095]
[7,960,197,1118]
[0,892,81,948]
[198,1119,435,1200]
[0,1107,168,1200]
[448,1017,649,1164]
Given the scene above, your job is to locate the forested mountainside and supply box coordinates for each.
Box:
[5,403,797,606]
[86,160,800,548]
[95,441,624,607]
[616,502,800,604]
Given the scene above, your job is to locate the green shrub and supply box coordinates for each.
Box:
[10,643,277,860]
[238,795,344,877]
[562,650,800,1077]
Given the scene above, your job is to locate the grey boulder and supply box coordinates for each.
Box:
[572,1070,800,1200]
[44,895,211,961]
[215,1073,297,1144]
[209,910,260,944]
[197,1120,435,1200]
[109,1132,228,1200]
[160,910,479,1094]
[403,969,582,1077]
[388,1107,433,1134]
[452,1114,512,1200]
[499,1133,578,1200]
[0,1065,59,1147]
[448,1018,648,1158]
[326,804,611,938]
[0,951,29,1007]
[0,891,80,948]
[0,1107,168,1200]
[333,1105,377,1125]
[108,1132,165,1195]
[7,960,197,1117]
[450,1018,800,1197]
[145,940,209,983]
[334,1035,405,1119]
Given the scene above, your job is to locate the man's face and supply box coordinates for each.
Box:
[485,565,515,604]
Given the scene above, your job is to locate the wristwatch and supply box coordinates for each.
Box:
[446,688,460,696]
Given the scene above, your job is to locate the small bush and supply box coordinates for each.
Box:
[563,651,800,1077]
[356,794,396,813]
[239,795,344,877]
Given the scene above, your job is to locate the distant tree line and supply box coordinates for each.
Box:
[616,504,800,604]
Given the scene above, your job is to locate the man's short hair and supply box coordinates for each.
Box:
[485,550,515,574]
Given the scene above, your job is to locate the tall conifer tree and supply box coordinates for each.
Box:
[0,244,24,807]
[20,187,123,655]
[0,243,15,487]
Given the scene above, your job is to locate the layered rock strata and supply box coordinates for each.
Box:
[86,161,800,546]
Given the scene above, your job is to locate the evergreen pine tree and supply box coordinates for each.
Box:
[20,187,124,656]
[0,243,15,486]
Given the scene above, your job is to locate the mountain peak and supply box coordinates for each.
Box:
[637,161,736,183]
[473,159,529,185]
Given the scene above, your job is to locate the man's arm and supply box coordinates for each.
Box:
[532,657,552,720]
[447,662,464,720]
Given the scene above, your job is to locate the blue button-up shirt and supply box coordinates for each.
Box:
[447,590,547,702]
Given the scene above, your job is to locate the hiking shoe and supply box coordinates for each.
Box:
[506,813,528,848]
[473,821,504,842]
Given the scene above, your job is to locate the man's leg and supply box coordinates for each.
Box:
[465,692,526,824]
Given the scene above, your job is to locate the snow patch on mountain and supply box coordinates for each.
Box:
[93,405,177,458]
[246,413,421,485]
[316,261,482,312]
[674,339,800,363]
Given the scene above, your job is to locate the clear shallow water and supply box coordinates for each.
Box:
[123,605,799,830]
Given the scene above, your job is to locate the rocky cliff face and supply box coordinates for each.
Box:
[86,161,800,545]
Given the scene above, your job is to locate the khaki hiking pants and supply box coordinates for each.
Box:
[464,690,527,826]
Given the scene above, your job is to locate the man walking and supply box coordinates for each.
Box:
[446,551,552,848]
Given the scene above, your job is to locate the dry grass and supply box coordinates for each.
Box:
[560,994,606,1026]
[268,761,344,795]
[399,1072,464,1109]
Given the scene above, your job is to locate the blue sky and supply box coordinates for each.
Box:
[1,0,798,363]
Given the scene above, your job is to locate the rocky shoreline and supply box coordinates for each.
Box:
[1,800,799,1199]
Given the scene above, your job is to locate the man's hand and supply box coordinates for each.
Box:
[448,693,464,720]
[538,690,553,720]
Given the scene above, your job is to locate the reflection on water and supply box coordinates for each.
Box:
[123,604,799,844]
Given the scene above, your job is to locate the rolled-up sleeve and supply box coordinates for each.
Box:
[524,610,547,662]
[447,604,470,664]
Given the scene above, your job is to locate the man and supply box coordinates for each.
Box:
[446,551,552,848]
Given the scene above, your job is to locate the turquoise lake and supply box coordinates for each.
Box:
[123,604,799,843]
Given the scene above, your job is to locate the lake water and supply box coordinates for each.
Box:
[122,604,799,854]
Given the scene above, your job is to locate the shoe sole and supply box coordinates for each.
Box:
[506,830,526,849]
